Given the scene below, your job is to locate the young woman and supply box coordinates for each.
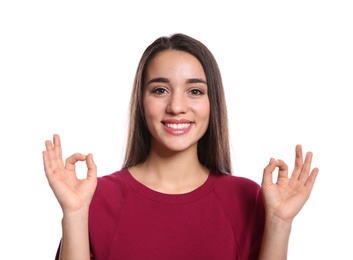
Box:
[43,33,319,260]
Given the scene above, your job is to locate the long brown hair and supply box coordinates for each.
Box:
[123,33,231,174]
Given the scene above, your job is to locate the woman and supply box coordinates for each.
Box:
[43,33,318,259]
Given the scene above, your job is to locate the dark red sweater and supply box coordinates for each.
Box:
[56,168,265,259]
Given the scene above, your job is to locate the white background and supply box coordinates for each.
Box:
[1,1,352,259]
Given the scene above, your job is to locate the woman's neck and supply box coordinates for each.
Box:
[129,148,209,194]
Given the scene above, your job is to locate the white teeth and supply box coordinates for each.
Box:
[165,123,191,129]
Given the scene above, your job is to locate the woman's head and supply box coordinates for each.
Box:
[123,33,231,174]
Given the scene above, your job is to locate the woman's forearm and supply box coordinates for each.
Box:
[58,208,91,260]
[258,215,292,260]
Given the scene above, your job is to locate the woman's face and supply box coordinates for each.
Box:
[143,50,210,154]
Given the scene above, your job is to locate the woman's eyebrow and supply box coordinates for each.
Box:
[146,77,169,85]
[146,77,207,85]
[187,78,207,84]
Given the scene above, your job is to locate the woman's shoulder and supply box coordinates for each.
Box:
[212,171,264,218]
[212,171,262,200]
[93,168,130,199]
[214,171,261,189]
[89,168,131,217]
[97,168,129,184]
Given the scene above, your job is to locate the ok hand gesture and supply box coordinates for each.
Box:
[42,134,97,214]
[261,145,319,223]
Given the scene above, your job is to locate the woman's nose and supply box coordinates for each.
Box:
[166,93,188,114]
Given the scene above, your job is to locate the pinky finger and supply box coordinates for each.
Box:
[305,167,319,191]
[42,151,52,176]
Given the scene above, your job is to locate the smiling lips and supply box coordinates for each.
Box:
[164,123,191,129]
[162,121,192,135]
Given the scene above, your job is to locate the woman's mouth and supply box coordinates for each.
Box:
[162,122,192,135]
[164,123,191,130]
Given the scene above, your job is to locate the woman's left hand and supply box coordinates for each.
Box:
[261,145,319,223]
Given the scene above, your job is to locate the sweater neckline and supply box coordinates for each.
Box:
[120,168,220,204]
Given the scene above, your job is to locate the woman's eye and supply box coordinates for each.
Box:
[190,89,203,95]
[152,88,167,94]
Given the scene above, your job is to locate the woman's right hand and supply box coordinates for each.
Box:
[43,134,97,214]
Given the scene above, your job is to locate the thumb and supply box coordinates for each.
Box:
[86,153,97,182]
